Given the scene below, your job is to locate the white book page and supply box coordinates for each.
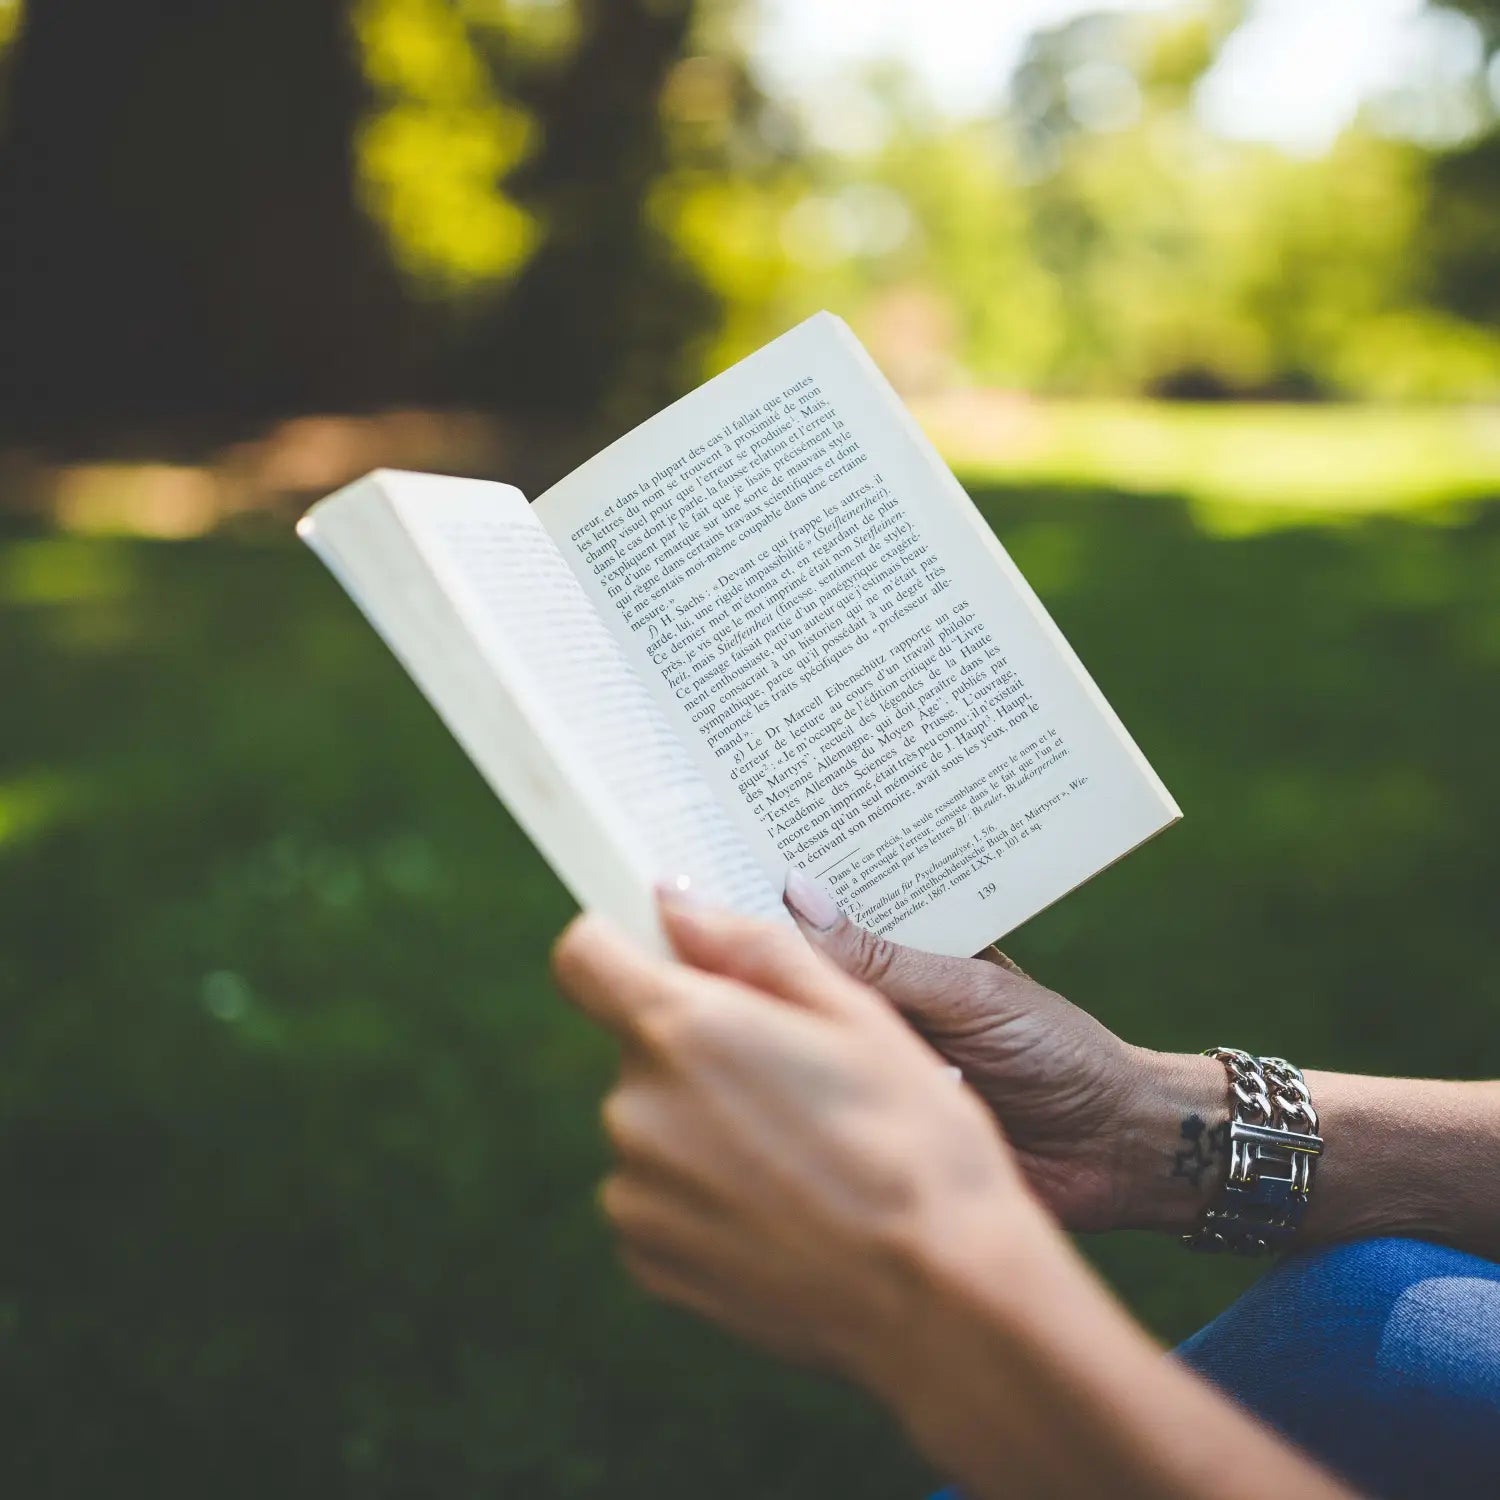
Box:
[537,314,1179,956]
[301,471,784,950]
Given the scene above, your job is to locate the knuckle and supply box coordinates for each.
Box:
[549,918,595,994]
[634,1003,685,1055]
[639,993,717,1058]
[599,1092,636,1151]
[598,1174,632,1230]
[743,926,791,974]
[621,1248,668,1298]
[597,1172,620,1215]
[548,932,579,990]
[601,1178,669,1258]
[848,924,899,989]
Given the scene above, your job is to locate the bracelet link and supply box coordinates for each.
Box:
[1183,1049,1323,1257]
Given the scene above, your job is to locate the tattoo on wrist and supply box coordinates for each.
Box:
[1171,1114,1230,1189]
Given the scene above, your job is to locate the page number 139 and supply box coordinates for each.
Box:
[977,882,997,900]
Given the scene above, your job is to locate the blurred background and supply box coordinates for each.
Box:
[2,1,1498,1495]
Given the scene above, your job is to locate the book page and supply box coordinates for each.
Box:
[537,315,1178,956]
[303,472,784,950]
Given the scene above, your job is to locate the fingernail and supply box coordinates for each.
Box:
[655,874,703,908]
[783,866,841,931]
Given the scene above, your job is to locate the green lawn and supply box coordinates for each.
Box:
[918,398,1500,530]
[2,479,1499,1497]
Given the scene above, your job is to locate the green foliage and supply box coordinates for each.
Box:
[849,95,1500,399]
[4,0,1500,456]
[672,2,1500,402]
[1423,134,1500,326]
[0,0,21,66]
[352,0,544,290]
[4,460,1499,1494]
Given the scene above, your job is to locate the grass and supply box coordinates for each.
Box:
[916,398,1500,532]
[2,475,1499,1497]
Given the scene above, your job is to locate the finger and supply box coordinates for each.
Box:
[656,882,876,1021]
[603,1176,739,1307]
[617,1242,726,1320]
[781,866,1018,1029]
[551,913,680,1038]
[615,1243,818,1368]
[616,1244,792,1358]
[599,1082,731,1202]
[561,914,826,1087]
[598,1169,784,1267]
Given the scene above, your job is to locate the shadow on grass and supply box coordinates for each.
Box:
[1,484,1497,1497]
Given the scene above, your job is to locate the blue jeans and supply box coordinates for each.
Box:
[933,1237,1500,1499]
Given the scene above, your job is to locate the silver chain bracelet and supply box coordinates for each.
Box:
[1182,1047,1324,1256]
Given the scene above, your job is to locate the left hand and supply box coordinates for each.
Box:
[551,890,1048,1387]
[782,868,1190,1233]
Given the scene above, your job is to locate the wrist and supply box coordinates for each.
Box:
[856,1196,1261,1499]
[848,1156,1358,1499]
[1107,1047,1227,1235]
[851,1190,1064,1415]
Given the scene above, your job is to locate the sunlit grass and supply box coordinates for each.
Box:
[12,401,1498,545]
[0,537,138,604]
[920,397,1500,533]
[0,771,79,852]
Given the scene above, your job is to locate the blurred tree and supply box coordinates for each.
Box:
[818,1,1500,401]
[0,0,414,454]
[0,1,20,113]
[349,0,731,440]
[1440,0,1500,51]
[0,0,730,463]
[352,0,546,293]
[1421,1,1500,326]
[641,9,810,378]
[2,0,1499,466]
[451,0,726,444]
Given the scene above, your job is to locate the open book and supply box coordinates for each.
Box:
[299,313,1179,957]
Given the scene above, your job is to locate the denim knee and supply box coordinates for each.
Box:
[929,1241,1500,1500]
[1273,1234,1481,1304]
[1178,1236,1500,1499]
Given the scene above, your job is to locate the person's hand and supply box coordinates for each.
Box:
[782,869,1215,1233]
[550,892,1056,1390]
[554,893,1357,1500]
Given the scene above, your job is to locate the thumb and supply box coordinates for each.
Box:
[782,866,1003,1029]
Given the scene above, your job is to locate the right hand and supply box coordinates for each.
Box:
[551,898,1050,1391]
[782,868,1201,1233]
